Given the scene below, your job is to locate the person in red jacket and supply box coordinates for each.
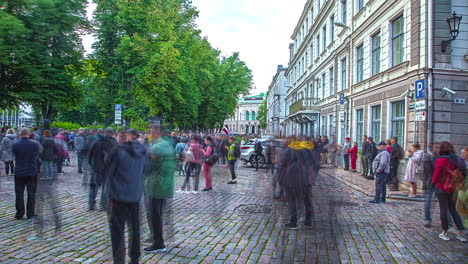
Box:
[431,141,466,241]
[349,142,358,173]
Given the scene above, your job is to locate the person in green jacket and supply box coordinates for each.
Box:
[143,128,176,254]
[226,136,239,184]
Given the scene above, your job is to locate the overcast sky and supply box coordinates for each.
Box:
[83,0,306,95]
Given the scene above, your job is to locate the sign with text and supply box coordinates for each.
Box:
[415,111,426,121]
[115,104,122,125]
[340,94,345,104]
[415,79,426,99]
[415,101,426,110]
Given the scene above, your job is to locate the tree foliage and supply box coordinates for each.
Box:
[257,99,267,129]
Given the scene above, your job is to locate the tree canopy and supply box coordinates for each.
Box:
[1,0,253,130]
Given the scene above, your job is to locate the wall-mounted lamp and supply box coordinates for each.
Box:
[441,12,462,52]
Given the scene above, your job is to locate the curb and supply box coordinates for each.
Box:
[320,169,425,202]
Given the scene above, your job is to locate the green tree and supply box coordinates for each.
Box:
[257,99,267,129]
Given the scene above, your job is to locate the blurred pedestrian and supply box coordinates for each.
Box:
[107,130,147,263]
[431,141,466,241]
[389,137,404,191]
[349,142,358,173]
[369,141,390,204]
[226,136,240,184]
[360,135,370,178]
[144,127,176,254]
[202,136,215,191]
[175,138,187,176]
[179,134,203,193]
[54,129,67,174]
[404,143,423,197]
[40,130,57,180]
[424,143,440,227]
[328,137,337,166]
[12,128,41,219]
[385,139,392,153]
[74,128,86,174]
[0,128,17,176]
[343,137,351,171]
[366,137,377,180]
[88,127,117,211]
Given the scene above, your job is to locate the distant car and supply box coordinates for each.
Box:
[240,139,268,168]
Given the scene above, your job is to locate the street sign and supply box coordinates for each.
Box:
[415,111,426,121]
[415,101,426,110]
[115,112,122,119]
[409,104,415,110]
[115,104,122,125]
[340,94,345,104]
[115,104,122,111]
[415,79,426,99]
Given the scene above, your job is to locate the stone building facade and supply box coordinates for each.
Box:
[266,65,288,137]
[283,0,468,190]
[224,93,265,135]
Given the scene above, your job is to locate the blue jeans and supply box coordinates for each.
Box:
[374,172,388,201]
[343,154,350,170]
[42,160,53,180]
[424,184,454,225]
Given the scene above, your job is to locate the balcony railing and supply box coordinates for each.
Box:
[289,98,320,115]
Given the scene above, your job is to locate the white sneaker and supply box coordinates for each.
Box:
[456,234,467,242]
[175,189,184,193]
[448,227,457,233]
[191,190,198,194]
[439,232,450,241]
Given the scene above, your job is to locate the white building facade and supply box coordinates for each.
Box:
[285,0,468,150]
[224,93,265,135]
[266,65,288,137]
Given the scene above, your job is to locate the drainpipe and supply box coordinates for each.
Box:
[426,0,434,151]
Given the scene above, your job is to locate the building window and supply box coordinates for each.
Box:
[321,115,325,136]
[357,0,364,12]
[315,79,319,98]
[356,44,364,83]
[310,45,313,64]
[329,67,334,96]
[371,105,381,143]
[322,26,327,50]
[330,15,335,42]
[251,111,256,121]
[306,52,309,67]
[356,109,364,147]
[392,15,404,66]
[329,115,334,137]
[342,0,347,25]
[306,18,309,31]
[341,58,347,91]
[372,31,381,75]
[316,35,320,57]
[322,73,326,98]
[391,101,405,145]
[245,111,250,121]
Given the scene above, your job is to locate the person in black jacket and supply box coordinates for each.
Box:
[389,137,403,191]
[106,130,147,264]
[88,127,117,211]
[360,135,370,177]
[12,128,41,220]
[40,130,57,180]
[366,137,377,180]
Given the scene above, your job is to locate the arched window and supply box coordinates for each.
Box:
[251,125,256,134]
[251,111,256,121]
[245,111,250,121]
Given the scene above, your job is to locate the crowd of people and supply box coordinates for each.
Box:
[1,125,467,263]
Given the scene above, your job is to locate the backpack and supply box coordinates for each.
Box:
[441,155,466,193]
[205,148,219,166]
[235,144,241,158]
[185,149,195,163]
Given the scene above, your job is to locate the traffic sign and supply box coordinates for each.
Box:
[115,104,122,111]
[415,111,426,121]
[415,101,426,110]
[340,94,345,104]
[415,79,426,99]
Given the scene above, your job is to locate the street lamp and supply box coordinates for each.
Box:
[441,11,462,52]
[334,22,349,29]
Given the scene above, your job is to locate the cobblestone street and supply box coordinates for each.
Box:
[0,156,466,264]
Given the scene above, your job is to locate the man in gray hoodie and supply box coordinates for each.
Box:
[106,129,147,264]
[370,141,390,204]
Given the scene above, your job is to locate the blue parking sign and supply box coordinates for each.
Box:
[415,79,426,99]
[115,104,122,111]
[340,94,345,104]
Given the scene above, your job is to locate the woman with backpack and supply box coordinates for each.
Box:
[202,136,216,191]
[431,141,466,242]
[178,135,203,194]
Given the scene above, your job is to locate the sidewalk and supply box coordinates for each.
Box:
[321,165,425,202]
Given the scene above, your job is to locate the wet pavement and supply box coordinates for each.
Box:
[0,154,466,263]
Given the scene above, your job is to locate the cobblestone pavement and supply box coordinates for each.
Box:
[0,155,466,264]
